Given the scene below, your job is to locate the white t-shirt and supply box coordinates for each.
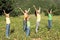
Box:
[6,17,10,24]
[37,14,41,22]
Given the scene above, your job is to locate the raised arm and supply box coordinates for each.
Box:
[33,5,37,10]
[3,10,6,15]
[47,9,50,14]
[50,9,53,14]
[39,7,41,12]
[27,8,30,12]
[19,8,24,13]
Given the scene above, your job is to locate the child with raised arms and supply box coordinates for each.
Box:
[47,9,53,30]
[33,5,41,33]
[3,10,10,39]
[19,8,30,36]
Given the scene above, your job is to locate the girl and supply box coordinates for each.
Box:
[33,5,41,33]
[19,8,30,36]
[3,10,10,39]
[47,9,53,30]
[19,8,30,31]
[26,15,30,36]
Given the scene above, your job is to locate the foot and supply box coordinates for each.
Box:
[6,36,10,39]
[35,30,38,33]
[48,28,51,31]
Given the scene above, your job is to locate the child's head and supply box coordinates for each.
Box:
[3,9,10,14]
[24,10,28,13]
[48,9,52,14]
[50,9,52,14]
[36,10,40,13]
[35,9,40,14]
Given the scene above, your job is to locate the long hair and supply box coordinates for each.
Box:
[35,10,37,16]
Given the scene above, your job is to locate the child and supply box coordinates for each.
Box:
[47,9,52,30]
[3,10,10,39]
[19,8,30,36]
[26,15,30,36]
[33,5,41,33]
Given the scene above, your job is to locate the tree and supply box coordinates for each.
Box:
[0,0,13,15]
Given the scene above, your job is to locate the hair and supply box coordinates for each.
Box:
[35,10,37,16]
[2,5,13,14]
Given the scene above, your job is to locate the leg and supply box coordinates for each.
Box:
[23,20,27,31]
[36,22,40,33]
[48,20,52,30]
[6,24,10,38]
[26,27,30,36]
[50,20,52,28]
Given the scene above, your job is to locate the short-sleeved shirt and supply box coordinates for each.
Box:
[48,14,52,20]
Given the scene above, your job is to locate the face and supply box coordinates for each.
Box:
[37,10,40,13]
[50,10,52,14]
[24,10,28,13]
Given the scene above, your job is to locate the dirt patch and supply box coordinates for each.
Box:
[0,27,5,31]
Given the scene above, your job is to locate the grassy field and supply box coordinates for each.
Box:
[0,14,60,40]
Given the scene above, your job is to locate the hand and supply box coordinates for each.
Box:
[33,5,35,7]
[19,8,21,10]
[3,10,5,13]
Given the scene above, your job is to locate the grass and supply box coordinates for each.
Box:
[0,14,60,40]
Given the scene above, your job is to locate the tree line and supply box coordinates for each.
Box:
[0,0,60,16]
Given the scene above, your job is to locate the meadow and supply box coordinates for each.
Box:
[0,14,60,40]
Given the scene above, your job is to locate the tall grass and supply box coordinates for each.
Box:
[0,15,60,40]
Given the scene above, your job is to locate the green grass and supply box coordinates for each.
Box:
[0,15,60,40]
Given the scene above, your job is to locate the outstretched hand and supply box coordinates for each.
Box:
[19,8,21,9]
[3,10,6,13]
[33,5,35,8]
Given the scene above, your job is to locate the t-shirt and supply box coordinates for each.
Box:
[6,17,10,24]
[37,14,41,22]
[27,21,30,27]
[48,14,52,20]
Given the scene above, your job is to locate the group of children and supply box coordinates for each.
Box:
[3,5,53,39]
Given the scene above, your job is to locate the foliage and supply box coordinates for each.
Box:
[0,0,60,16]
[0,0,13,15]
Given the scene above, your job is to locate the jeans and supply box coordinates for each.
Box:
[23,20,27,31]
[6,24,10,37]
[36,21,40,33]
[26,27,30,36]
[48,20,52,29]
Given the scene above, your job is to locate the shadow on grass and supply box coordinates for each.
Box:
[46,25,51,31]
[10,29,15,34]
